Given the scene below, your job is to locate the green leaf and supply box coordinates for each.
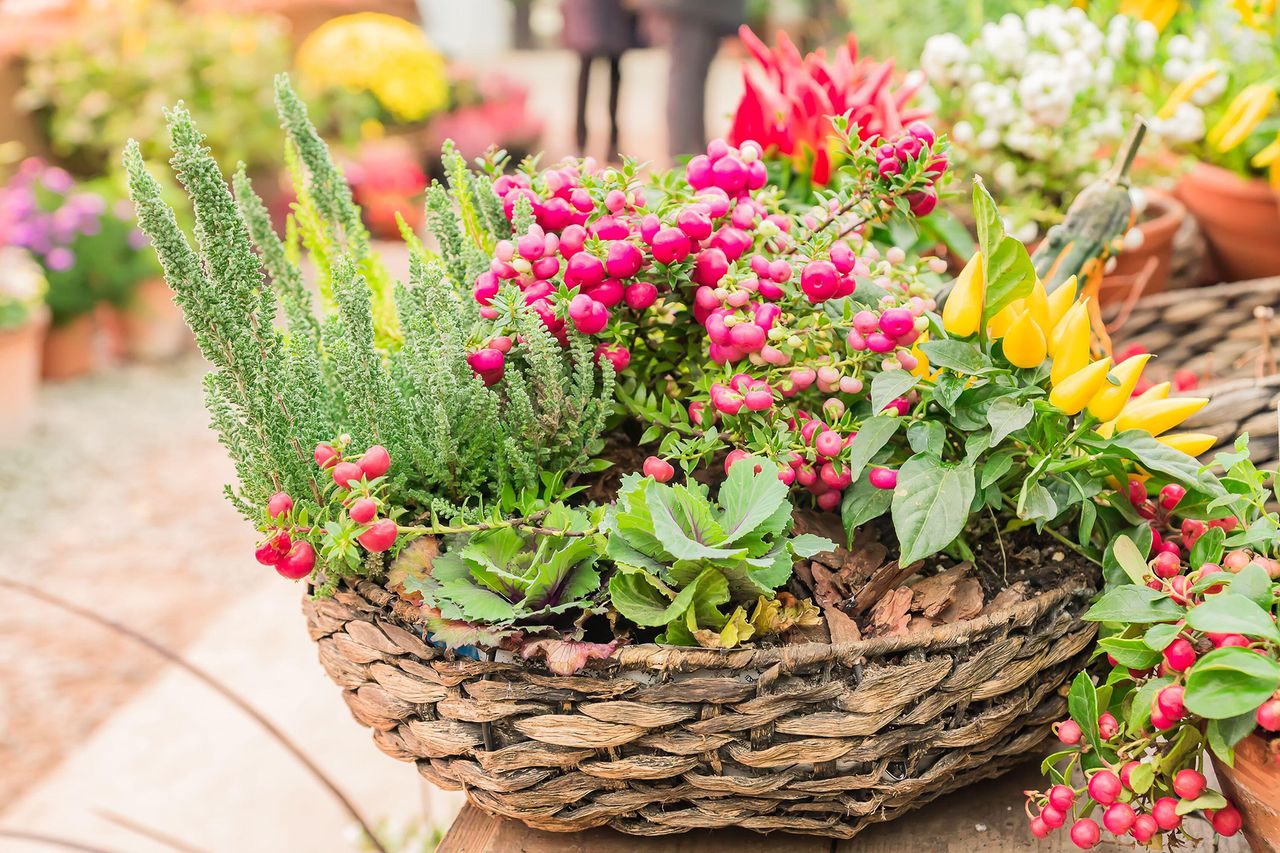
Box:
[986,396,1035,446]
[436,579,519,623]
[908,420,947,456]
[1085,586,1184,623]
[1127,676,1173,732]
[981,449,1016,488]
[891,455,977,565]
[1207,712,1257,764]
[844,416,901,483]
[1184,647,1280,719]
[920,339,991,374]
[1189,526,1226,568]
[608,570,681,627]
[1225,562,1273,610]
[1095,431,1223,493]
[1158,725,1203,775]
[1068,671,1103,754]
[717,457,789,545]
[646,484,737,561]
[1144,622,1183,651]
[1175,790,1227,816]
[1128,763,1155,795]
[790,533,836,558]
[871,370,917,415]
[841,475,893,533]
[1098,636,1162,669]
[1021,481,1059,524]
[972,176,1004,260]
[932,372,965,414]
[1112,535,1151,586]
[982,236,1036,322]
[1187,594,1280,642]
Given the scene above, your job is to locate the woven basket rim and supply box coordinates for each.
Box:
[363,570,1097,675]
[1105,274,1279,314]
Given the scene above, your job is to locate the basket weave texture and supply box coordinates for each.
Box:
[305,570,1098,839]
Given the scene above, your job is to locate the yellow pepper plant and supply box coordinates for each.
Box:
[839,180,1224,566]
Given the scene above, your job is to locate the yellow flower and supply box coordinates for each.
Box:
[1158,432,1218,456]
[1051,358,1113,416]
[1086,354,1152,422]
[1049,300,1091,386]
[942,252,984,337]
[1157,65,1219,120]
[1115,397,1209,437]
[1001,309,1048,369]
[1208,84,1277,153]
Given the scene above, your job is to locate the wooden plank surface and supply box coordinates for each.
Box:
[438,762,1250,852]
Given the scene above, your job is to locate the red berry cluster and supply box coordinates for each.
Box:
[253,490,314,580]
[873,121,946,216]
[316,441,398,554]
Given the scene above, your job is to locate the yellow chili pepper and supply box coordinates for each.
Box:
[1133,381,1171,404]
[1115,396,1209,436]
[1086,354,1152,422]
[1001,309,1048,368]
[1252,133,1280,169]
[1050,358,1113,416]
[988,299,1023,338]
[1209,85,1277,153]
[1049,301,1091,386]
[911,338,932,378]
[1158,432,1218,456]
[1158,65,1219,120]
[942,252,985,337]
[1046,276,1078,336]
[1025,277,1052,336]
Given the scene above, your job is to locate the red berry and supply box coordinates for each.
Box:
[357,518,397,553]
[1029,815,1051,838]
[1056,719,1083,745]
[1048,784,1076,812]
[815,429,843,458]
[1257,698,1280,731]
[267,491,293,519]
[1119,761,1140,789]
[1172,768,1206,800]
[642,456,675,483]
[1160,483,1186,510]
[1041,804,1067,828]
[1087,770,1122,805]
[1103,802,1136,835]
[1127,478,1147,507]
[1069,817,1100,849]
[1164,638,1197,672]
[1131,813,1158,842]
[1098,712,1119,740]
[1210,803,1242,837]
[360,445,391,479]
[1157,685,1186,720]
[1150,702,1176,730]
[1169,574,1192,605]
[1152,550,1182,578]
[276,540,316,579]
[332,461,364,489]
[348,497,377,524]
[1214,633,1250,649]
[1152,797,1182,830]
[255,542,283,565]
[315,442,340,469]
[868,467,897,490]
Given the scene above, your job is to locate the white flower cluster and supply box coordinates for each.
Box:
[1145,31,1228,145]
[922,7,1157,230]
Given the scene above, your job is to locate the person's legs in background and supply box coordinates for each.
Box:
[574,53,593,156]
[665,22,716,159]
[607,54,622,158]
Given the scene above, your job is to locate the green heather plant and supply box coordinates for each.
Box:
[124,78,615,532]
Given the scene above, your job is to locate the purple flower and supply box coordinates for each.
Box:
[41,167,75,194]
[113,199,135,220]
[45,247,75,272]
[127,228,150,250]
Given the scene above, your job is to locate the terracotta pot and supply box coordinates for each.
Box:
[1099,188,1186,308]
[119,277,189,362]
[1177,161,1280,283]
[0,308,48,443]
[41,314,99,380]
[1213,734,1280,852]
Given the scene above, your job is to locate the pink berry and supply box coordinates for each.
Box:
[725,449,762,475]
[642,456,675,483]
[468,347,505,374]
[255,542,283,566]
[574,301,610,335]
[332,461,364,489]
[878,308,915,338]
[1156,685,1185,720]
[1210,804,1242,837]
[1131,813,1158,842]
[853,310,880,335]
[315,442,340,469]
[1087,770,1122,805]
[866,332,895,353]
[595,343,631,373]
[1048,785,1075,812]
[768,259,792,282]
[267,491,293,519]
[815,430,843,459]
[1257,698,1280,731]
[1127,478,1147,507]
[650,227,693,264]
[1172,768,1205,801]
[800,260,838,303]
[1103,802,1136,836]
[1098,712,1118,740]
[566,251,605,286]
[1056,718,1082,745]
[276,540,316,579]
[1119,761,1140,789]
[1069,818,1100,849]
[677,206,713,240]
[1152,797,1182,831]
[1151,550,1182,578]
[605,241,643,279]
[360,445,391,479]
[1164,638,1196,672]
[1160,483,1186,510]
[624,281,658,310]
[1041,804,1067,829]
[869,467,897,490]
[908,189,938,216]
[489,335,513,353]
[907,120,936,147]
[358,518,397,553]
[816,490,841,511]
[1029,816,1051,838]
[349,497,377,524]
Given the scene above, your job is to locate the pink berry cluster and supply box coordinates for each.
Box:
[872,121,947,216]
[1124,477,1253,569]
[1030,722,1244,849]
[315,440,398,554]
[253,490,314,580]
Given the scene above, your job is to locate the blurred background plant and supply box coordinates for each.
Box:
[0,245,46,332]
[16,0,290,178]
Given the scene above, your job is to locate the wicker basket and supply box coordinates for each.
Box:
[304,569,1098,839]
